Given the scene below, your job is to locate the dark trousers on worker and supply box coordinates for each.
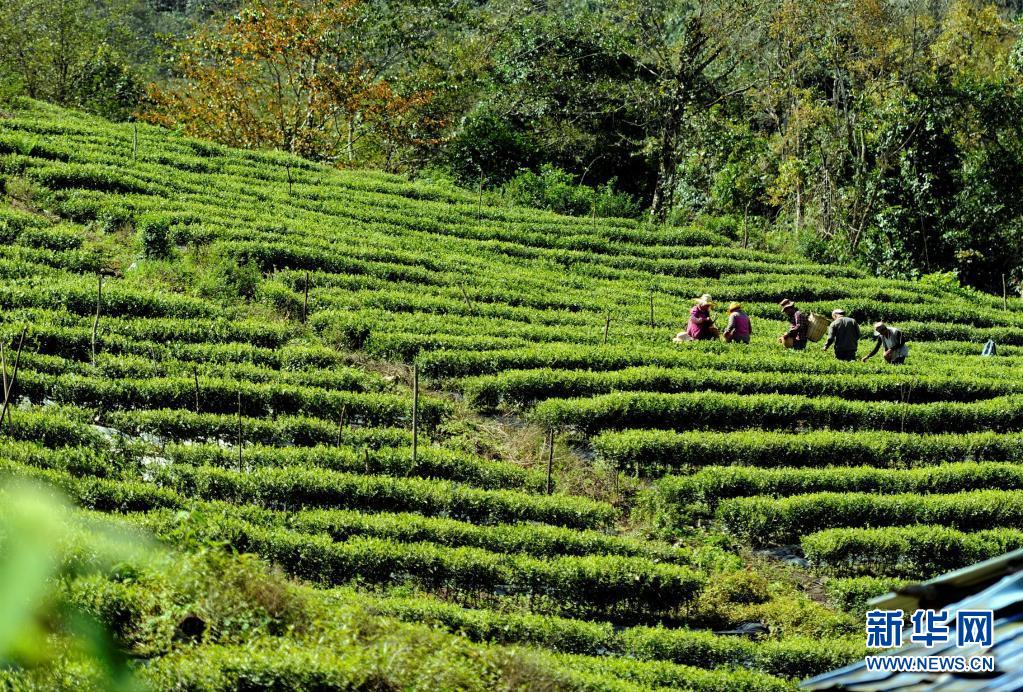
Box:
[835,350,856,361]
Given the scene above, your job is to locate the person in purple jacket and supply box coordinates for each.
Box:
[723,302,752,344]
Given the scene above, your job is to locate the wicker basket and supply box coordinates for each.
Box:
[806,312,831,343]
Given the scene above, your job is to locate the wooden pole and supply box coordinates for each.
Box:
[192,368,200,413]
[302,271,310,323]
[458,284,474,313]
[132,122,138,160]
[91,273,103,367]
[411,364,419,465]
[335,404,347,447]
[545,429,554,495]
[0,327,27,431]
[603,314,611,345]
[1003,274,1008,310]
[742,201,750,249]
[364,448,370,474]
[1,342,7,402]
[477,173,483,223]
[236,390,243,470]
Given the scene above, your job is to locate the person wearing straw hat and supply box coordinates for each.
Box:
[683,293,719,341]
[822,308,859,361]
[863,321,909,365]
[723,302,752,344]
[778,298,808,350]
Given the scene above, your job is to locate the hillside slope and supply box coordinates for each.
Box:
[1,98,1021,689]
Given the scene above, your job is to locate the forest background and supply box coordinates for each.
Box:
[4,0,1023,294]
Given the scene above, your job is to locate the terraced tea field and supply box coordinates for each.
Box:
[1,99,1021,689]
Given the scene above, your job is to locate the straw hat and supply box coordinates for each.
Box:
[832,308,845,317]
[728,302,742,312]
[692,293,715,307]
[779,298,795,311]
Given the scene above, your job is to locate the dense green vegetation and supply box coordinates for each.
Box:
[3,0,1023,292]
[1,98,1021,688]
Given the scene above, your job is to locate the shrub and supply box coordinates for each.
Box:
[444,109,535,185]
[137,214,172,259]
[71,45,145,122]
[199,256,262,301]
[503,165,640,219]
[256,279,303,318]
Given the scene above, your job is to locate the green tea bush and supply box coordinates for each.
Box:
[533,391,1023,435]
[648,462,1023,517]
[139,515,698,614]
[594,429,1023,473]
[718,490,1023,546]
[803,526,1023,578]
[199,256,262,301]
[166,442,540,491]
[152,465,616,529]
[824,577,906,613]
[137,213,173,259]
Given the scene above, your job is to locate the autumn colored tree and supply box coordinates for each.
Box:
[146,0,438,165]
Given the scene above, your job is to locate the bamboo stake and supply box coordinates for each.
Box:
[603,314,611,345]
[0,327,27,431]
[477,172,483,223]
[132,122,138,160]
[302,271,310,323]
[1,342,7,402]
[1003,274,1009,310]
[236,390,243,470]
[192,368,200,413]
[335,404,347,447]
[91,273,103,367]
[458,284,474,312]
[364,448,370,474]
[545,429,554,495]
[411,364,419,465]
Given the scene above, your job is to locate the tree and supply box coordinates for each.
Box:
[72,45,146,121]
[459,2,651,195]
[602,0,770,221]
[0,0,150,118]
[146,0,440,165]
[0,0,98,102]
